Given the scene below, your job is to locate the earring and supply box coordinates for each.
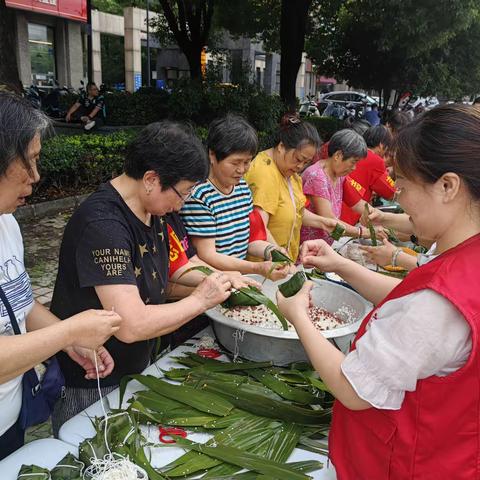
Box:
[146,188,152,195]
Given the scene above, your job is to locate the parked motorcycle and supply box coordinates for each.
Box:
[299,95,320,118]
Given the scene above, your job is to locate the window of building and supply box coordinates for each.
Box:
[28,23,56,86]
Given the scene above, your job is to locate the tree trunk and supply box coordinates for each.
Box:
[280,0,311,111]
[185,47,203,80]
[0,0,23,92]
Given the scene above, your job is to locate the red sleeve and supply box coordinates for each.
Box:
[371,172,396,199]
[320,142,329,160]
[168,224,190,277]
[342,176,363,207]
[249,208,267,242]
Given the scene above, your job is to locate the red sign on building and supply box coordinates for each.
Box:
[5,0,87,22]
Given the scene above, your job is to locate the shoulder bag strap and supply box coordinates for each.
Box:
[0,284,22,335]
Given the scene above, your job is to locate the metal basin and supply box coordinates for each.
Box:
[206,275,372,365]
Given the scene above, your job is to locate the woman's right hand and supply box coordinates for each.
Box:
[192,272,232,310]
[256,261,290,281]
[299,239,346,272]
[360,238,397,266]
[360,205,385,226]
[66,310,122,350]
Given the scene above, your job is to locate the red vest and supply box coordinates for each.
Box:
[330,234,480,480]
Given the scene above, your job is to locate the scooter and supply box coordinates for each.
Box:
[299,95,321,117]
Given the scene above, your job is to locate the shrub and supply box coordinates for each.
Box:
[39,130,137,194]
[305,117,345,142]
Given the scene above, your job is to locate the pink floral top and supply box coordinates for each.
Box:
[300,162,346,245]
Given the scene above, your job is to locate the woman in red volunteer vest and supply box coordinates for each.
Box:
[277,104,480,479]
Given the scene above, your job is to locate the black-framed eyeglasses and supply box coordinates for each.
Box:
[171,184,193,201]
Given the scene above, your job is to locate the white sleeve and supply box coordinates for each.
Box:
[341,289,471,410]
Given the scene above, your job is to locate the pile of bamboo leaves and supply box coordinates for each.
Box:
[118,353,331,478]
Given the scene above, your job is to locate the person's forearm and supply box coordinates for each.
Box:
[194,250,263,275]
[0,321,75,384]
[25,301,60,331]
[396,250,419,271]
[89,106,100,119]
[302,209,331,229]
[293,315,370,410]
[335,258,401,305]
[247,240,275,259]
[113,295,207,343]
[166,281,196,300]
[67,103,80,116]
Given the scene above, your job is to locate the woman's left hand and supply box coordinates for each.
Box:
[65,345,115,379]
[224,272,261,290]
[276,281,313,327]
[360,238,396,266]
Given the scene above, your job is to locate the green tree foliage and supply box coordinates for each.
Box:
[306,0,480,102]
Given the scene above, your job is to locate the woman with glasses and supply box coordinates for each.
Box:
[244,114,337,261]
[50,121,245,434]
[180,114,291,278]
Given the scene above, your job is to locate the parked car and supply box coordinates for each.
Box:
[318,91,377,113]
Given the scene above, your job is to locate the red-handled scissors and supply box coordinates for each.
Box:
[159,426,188,444]
[197,347,221,359]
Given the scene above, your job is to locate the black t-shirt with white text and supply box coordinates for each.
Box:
[51,182,169,388]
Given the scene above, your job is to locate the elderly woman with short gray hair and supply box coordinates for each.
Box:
[301,129,373,244]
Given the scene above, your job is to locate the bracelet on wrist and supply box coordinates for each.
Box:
[391,248,402,267]
[357,226,363,239]
[263,244,276,260]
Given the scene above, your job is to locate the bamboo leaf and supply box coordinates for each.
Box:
[224,286,289,331]
[171,437,312,480]
[178,265,215,280]
[270,250,294,263]
[278,272,307,298]
[364,203,377,246]
[125,374,234,416]
[248,369,321,405]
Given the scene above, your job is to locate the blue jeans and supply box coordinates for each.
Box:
[0,418,24,460]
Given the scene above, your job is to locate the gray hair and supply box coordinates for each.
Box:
[328,129,367,159]
[0,93,50,177]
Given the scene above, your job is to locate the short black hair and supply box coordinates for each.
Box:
[363,125,393,149]
[385,111,411,133]
[344,118,371,135]
[0,92,50,177]
[207,114,258,161]
[124,121,209,189]
[274,114,322,150]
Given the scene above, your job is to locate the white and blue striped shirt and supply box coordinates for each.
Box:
[180,179,253,259]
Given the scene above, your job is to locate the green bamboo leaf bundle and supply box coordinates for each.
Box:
[278,271,307,298]
[270,249,294,263]
[50,453,83,479]
[330,223,346,241]
[16,465,50,479]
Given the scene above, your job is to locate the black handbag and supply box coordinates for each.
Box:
[0,284,64,430]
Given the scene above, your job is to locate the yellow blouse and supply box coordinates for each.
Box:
[245,150,306,261]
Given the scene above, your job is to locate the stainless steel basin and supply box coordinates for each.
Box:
[206,275,372,365]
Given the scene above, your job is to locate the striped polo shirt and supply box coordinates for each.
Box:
[180,179,253,259]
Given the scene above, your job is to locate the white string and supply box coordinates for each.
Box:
[81,351,148,480]
[232,329,245,362]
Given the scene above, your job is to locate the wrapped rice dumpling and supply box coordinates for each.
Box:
[17,464,50,479]
[278,272,308,298]
[330,223,346,241]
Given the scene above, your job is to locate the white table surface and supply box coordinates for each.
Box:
[0,438,78,480]
[59,327,337,479]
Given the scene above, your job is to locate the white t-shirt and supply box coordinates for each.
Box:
[0,214,34,435]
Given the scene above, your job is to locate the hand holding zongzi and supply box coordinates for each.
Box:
[277,281,314,327]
